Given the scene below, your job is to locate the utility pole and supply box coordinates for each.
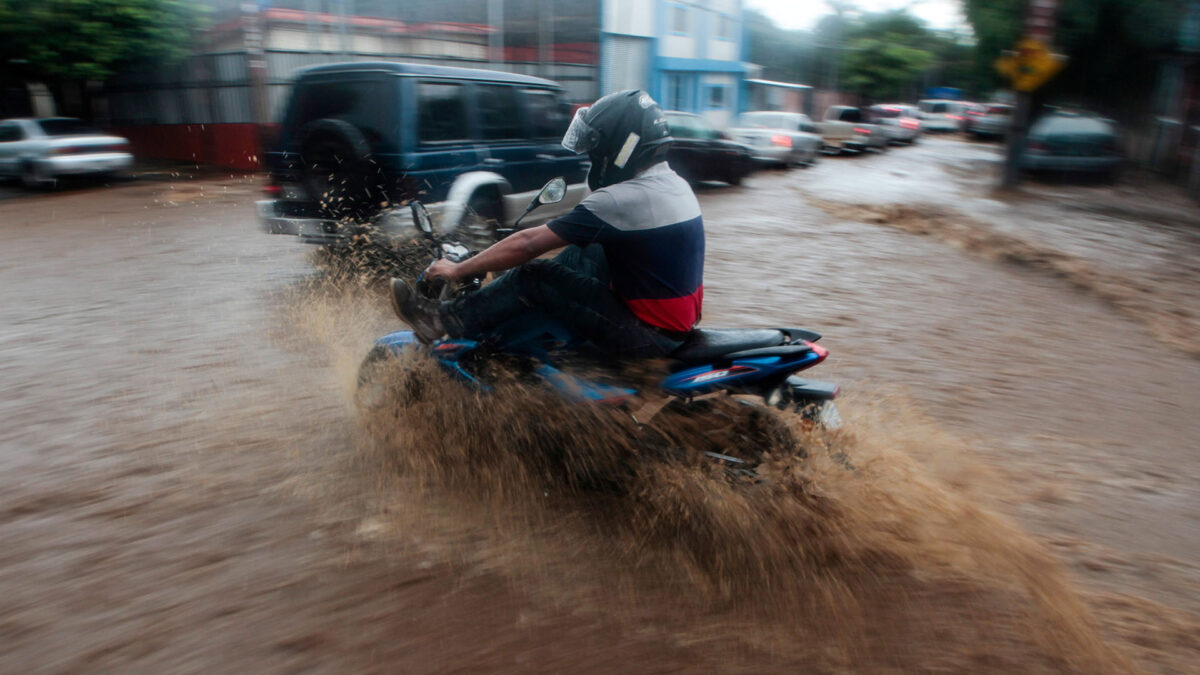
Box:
[488,0,504,67]
[1000,0,1062,188]
[538,0,552,80]
[243,0,269,167]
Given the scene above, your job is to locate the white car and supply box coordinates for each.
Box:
[729,111,824,167]
[868,104,922,144]
[917,99,970,133]
[0,117,134,188]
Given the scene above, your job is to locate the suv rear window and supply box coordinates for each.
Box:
[291,79,397,149]
[524,89,571,139]
[837,108,863,122]
[477,84,522,140]
[418,82,469,143]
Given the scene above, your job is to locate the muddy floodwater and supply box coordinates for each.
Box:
[1,137,1198,673]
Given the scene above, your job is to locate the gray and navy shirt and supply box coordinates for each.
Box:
[547,162,704,333]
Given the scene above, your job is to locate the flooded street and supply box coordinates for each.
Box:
[2,137,1198,673]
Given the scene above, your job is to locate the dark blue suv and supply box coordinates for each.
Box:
[257,62,589,246]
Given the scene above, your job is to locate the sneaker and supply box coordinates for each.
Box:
[390,278,446,343]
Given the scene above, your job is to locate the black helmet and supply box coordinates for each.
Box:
[562,90,672,190]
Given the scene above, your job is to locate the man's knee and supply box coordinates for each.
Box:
[514,258,557,302]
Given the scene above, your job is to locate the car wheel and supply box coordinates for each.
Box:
[20,161,50,190]
[298,118,384,221]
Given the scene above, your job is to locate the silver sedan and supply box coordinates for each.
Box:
[729,111,824,167]
[0,117,134,188]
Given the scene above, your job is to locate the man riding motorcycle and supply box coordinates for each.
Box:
[390,89,705,358]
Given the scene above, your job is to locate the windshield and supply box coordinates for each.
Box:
[36,118,100,137]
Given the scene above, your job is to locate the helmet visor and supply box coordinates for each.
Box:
[561,107,598,153]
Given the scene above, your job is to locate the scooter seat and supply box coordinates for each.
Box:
[670,328,786,363]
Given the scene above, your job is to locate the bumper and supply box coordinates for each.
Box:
[747,144,793,163]
[972,121,1008,136]
[885,127,919,142]
[41,153,134,176]
[922,120,959,133]
[1020,153,1121,173]
[257,200,446,245]
[824,138,866,153]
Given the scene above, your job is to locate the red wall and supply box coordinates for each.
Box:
[113,123,264,171]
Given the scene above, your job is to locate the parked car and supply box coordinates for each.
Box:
[818,105,888,153]
[663,111,756,185]
[867,104,922,144]
[257,62,589,246]
[917,99,970,133]
[1021,110,1122,178]
[958,103,985,132]
[728,111,823,167]
[0,117,133,188]
[964,103,1012,138]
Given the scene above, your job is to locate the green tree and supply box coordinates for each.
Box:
[0,0,202,108]
[840,11,935,101]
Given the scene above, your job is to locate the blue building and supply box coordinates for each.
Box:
[600,0,746,127]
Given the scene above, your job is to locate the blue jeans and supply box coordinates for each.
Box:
[439,244,682,358]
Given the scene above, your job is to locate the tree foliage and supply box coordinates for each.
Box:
[746,7,979,101]
[842,12,935,101]
[0,0,202,83]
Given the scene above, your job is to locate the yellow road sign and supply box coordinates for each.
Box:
[995,37,1066,92]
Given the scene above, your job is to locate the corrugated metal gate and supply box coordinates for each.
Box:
[601,35,651,95]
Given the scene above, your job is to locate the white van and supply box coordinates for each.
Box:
[917,99,969,133]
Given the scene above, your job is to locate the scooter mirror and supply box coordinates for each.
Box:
[410,201,434,235]
[536,177,567,205]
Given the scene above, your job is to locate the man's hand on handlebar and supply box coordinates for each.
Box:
[424,259,462,282]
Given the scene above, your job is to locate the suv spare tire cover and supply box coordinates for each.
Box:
[298,118,380,219]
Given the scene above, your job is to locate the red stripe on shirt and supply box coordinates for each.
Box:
[625,286,703,332]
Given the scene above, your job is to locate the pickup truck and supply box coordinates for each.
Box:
[818,105,888,153]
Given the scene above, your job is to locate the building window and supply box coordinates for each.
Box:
[706,85,727,109]
[670,5,689,34]
[666,74,690,111]
[716,14,733,40]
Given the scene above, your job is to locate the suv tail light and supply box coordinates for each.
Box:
[263,178,282,196]
[853,127,870,135]
[770,134,792,147]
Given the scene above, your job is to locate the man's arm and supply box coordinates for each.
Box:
[425,224,568,281]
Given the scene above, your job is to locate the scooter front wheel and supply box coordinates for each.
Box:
[355,345,424,411]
